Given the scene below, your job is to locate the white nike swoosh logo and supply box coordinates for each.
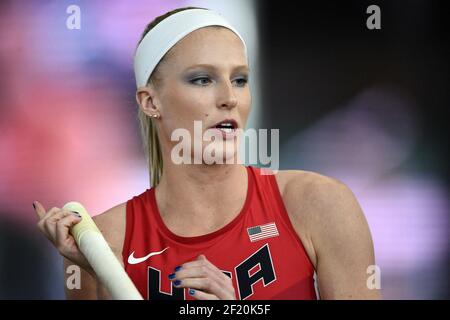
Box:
[128,247,170,265]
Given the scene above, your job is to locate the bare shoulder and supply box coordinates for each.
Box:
[275,169,347,202]
[275,169,360,223]
[274,170,367,267]
[92,202,127,256]
[275,169,369,241]
[276,170,355,212]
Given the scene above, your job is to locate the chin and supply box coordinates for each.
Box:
[209,141,239,165]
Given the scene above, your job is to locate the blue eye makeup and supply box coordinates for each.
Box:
[184,72,213,86]
[183,72,249,87]
[189,76,212,86]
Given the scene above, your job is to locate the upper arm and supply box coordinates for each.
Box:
[311,179,380,299]
[283,172,381,299]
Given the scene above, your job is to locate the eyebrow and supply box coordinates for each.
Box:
[184,63,250,73]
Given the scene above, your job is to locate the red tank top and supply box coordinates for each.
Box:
[122,166,317,300]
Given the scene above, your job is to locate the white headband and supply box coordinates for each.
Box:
[134,8,247,88]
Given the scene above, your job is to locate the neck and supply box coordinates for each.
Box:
[155,162,248,234]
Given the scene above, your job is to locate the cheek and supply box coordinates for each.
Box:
[239,91,252,117]
[167,84,211,114]
[160,86,212,133]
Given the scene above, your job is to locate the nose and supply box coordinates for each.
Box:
[216,81,237,110]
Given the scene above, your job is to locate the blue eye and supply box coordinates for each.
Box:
[188,75,248,87]
[234,77,248,87]
[190,77,212,86]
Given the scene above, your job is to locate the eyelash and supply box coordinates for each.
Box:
[189,76,248,87]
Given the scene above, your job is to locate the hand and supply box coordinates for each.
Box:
[169,254,236,300]
[34,201,93,275]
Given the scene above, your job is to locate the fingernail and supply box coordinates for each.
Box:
[173,280,181,286]
[168,273,176,280]
[188,289,195,296]
[72,212,82,218]
[174,265,182,272]
[32,202,36,210]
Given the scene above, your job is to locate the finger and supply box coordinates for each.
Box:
[196,255,231,282]
[40,207,62,223]
[177,255,230,284]
[47,210,80,223]
[188,288,219,300]
[179,255,215,271]
[37,208,66,232]
[43,211,80,243]
[33,201,47,219]
[178,259,204,269]
[172,264,224,286]
[55,214,82,250]
[197,255,222,273]
[37,208,62,236]
[173,277,232,300]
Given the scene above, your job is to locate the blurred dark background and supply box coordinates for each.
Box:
[259,0,449,181]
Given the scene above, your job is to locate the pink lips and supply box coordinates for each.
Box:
[208,118,239,140]
[209,118,238,129]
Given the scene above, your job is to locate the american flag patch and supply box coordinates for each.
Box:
[247,222,279,242]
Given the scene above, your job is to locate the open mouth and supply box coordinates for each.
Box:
[211,119,238,134]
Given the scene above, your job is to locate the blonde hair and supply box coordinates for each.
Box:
[136,6,206,187]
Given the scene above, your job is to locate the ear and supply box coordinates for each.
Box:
[136,85,160,118]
